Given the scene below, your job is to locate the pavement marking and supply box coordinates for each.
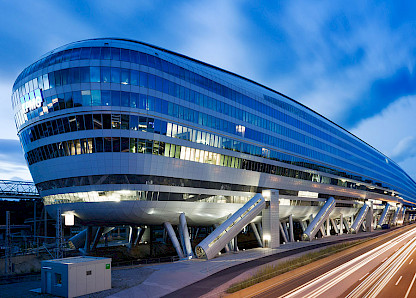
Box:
[395,275,402,286]
[404,273,416,298]
[410,259,414,265]
[359,272,369,281]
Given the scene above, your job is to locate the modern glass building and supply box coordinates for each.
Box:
[11,38,416,238]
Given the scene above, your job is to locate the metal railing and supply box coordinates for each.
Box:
[0,180,39,199]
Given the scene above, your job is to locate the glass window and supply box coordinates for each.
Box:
[103,114,111,129]
[80,47,91,59]
[70,68,80,84]
[111,91,120,106]
[101,47,111,60]
[65,92,73,109]
[111,48,120,60]
[111,114,121,129]
[138,139,145,153]
[76,115,85,130]
[80,67,90,83]
[120,49,130,62]
[121,137,129,152]
[62,117,70,133]
[130,93,138,108]
[101,67,110,83]
[68,116,77,132]
[130,50,139,64]
[90,67,100,82]
[131,70,139,86]
[111,67,120,83]
[95,137,103,152]
[93,114,102,129]
[146,140,153,154]
[130,115,138,130]
[91,90,101,106]
[84,114,93,130]
[139,72,148,87]
[148,74,156,90]
[101,90,111,106]
[129,138,137,153]
[81,90,91,106]
[104,137,112,152]
[71,48,81,60]
[90,47,101,59]
[112,137,120,152]
[121,69,130,85]
[121,91,129,107]
[121,114,129,130]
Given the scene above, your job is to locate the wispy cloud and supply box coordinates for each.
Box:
[0,139,31,181]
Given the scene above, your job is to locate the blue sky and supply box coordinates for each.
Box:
[1,1,416,180]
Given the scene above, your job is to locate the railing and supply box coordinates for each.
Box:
[0,180,39,199]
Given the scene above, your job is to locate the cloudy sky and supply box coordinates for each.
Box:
[1,1,416,181]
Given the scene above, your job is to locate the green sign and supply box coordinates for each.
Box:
[106,264,110,269]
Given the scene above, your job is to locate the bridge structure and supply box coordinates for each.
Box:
[0,179,39,200]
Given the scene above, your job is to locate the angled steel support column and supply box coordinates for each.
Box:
[289,215,295,242]
[92,227,103,250]
[319,226,325,237]
[261,190,279,248]
[179,213,194,258]
[330,218,339,234]
[84,226,93,255]
[302,197,336,241]
[233,236,239,252]
[392,206,401,226]
[134,227,145,246]
[280,222,289,243]
[351,204,369,233]
[164,222,184,259]
[377,204,390,228]
[128,226,139,248]
[343,217,351,233]
[300,221,307,232]
[339,214,344,235]
[250,222,263,247]
[196,194,266,259]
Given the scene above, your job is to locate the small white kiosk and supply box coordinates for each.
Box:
[41,256,111,298]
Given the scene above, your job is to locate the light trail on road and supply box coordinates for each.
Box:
[346,235,416,297]
[278,226,416,298]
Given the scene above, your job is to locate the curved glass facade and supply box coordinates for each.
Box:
[12,38,416,207]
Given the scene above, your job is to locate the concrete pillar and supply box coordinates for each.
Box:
[289,215,295,242]
[326,217,330,236]
[366,201,374,232]
[261,189,279,248]
[163,222,184,258]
